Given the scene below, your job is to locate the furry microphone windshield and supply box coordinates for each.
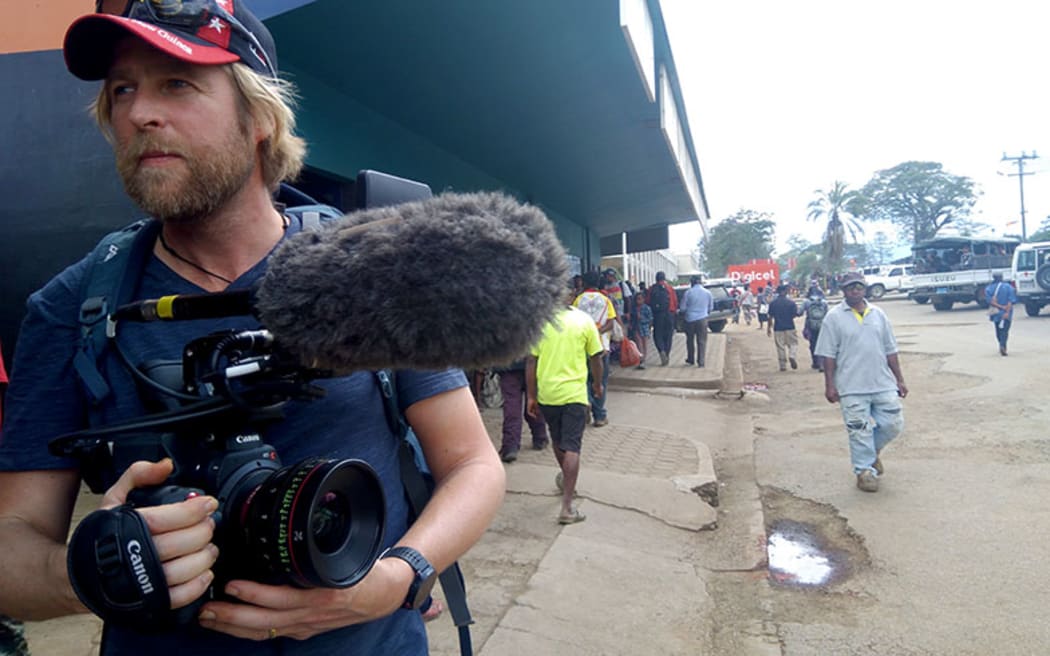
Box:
[254,191,569,373]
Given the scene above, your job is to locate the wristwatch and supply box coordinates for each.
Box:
[382,546,437,610]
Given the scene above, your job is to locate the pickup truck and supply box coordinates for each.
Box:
[907,236,1020,311]
[863,264,914,299]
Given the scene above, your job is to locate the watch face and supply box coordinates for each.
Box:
[411,569,438,609]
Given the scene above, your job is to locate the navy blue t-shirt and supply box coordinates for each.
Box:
[0,218,466,655]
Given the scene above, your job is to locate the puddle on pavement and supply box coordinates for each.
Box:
[767,519,849,587]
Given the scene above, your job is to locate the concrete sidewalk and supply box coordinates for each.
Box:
[426,324,772,656]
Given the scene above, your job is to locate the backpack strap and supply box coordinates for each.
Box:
[287,204,342,231]
[375,370,474,656]
[73,219,160,410]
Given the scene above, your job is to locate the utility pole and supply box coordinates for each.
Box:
[1001,151,1039,240]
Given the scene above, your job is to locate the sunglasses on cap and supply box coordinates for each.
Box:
[94,0,277,78]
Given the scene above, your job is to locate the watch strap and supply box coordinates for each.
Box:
[382,546,436,610]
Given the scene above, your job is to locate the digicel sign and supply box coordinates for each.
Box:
[726,259,780,293]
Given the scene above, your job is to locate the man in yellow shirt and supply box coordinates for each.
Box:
[526,296,604,523]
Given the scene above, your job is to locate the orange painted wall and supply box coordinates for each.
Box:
[2,0,92,55]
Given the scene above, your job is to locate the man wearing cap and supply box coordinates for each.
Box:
[815,272,908,493]
[985,272,1018,356]
[766,284,801,371]
[0,2,505,653]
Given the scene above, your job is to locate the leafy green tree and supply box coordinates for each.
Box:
[869,231,894,264]
[843,243,870,270]
[855,161,978,245]
[807,181,864,265]
[703,210,776,276]
[789,251,821,284]
[1027,216,1050,242]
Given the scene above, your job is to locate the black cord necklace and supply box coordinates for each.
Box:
[157,230,234,285]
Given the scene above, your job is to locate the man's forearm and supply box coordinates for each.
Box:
[886,353,905,383]
[0,517,84,621]
[822,357,836,387]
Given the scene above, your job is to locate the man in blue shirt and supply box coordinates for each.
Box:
[985,272,1018,356]
[678,276,713,367]
[0,5,505,654]
[767,284,801,371]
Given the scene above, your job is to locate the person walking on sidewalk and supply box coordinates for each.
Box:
[678,275,713,367]
[815,272,908,493]
[767,284,801,371]
[647,271,678,366]
[801,291,829,371]
[526,299,605,524]
[739,287,755,325]
[573,271,616,427]
[985,272,1018,356]
[634,293,653,369]
[756,286,772,330]
[494,359,549,462]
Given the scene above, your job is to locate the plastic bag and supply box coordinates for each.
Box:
[619,339,641,367]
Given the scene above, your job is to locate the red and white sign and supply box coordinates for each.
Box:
[726,259,780,293]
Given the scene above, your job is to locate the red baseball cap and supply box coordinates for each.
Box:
[64,0,277,80]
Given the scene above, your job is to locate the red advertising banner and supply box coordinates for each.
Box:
[726,259,780,293]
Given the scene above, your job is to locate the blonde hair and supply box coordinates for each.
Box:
[91,62,306,191]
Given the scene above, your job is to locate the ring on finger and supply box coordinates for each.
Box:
[269,627,278,640]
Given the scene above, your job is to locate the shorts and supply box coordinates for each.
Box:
[538,403,587,453]
[757,313,769,322]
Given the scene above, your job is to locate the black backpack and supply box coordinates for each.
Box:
[649,283,670,312]
[70,183,475,654]
[805,299,828,332]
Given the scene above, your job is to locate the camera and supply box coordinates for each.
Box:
[50,329,386,624]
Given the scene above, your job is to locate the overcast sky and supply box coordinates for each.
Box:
[660,0,1050,256]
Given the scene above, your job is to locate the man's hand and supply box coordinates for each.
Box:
[526,397,540,419]
[897,380,909,398]
[591,380,603,399]
[825,386,839,404]
[102,460,219,610]
[197,555,408,641]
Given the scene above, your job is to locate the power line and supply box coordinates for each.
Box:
[1001,151,1039,240]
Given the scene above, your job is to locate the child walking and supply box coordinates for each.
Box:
[634,294,653,369]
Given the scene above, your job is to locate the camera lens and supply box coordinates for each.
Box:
[311,491,351,554]
[240,458,385,588]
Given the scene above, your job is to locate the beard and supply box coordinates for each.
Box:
[115,126,256,225]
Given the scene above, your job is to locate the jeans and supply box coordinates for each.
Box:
[587,352,610,421]
[839,390,904,475]
[993,318,1012,349]
[498,369,548,452]
[652,312,674,355]
[684,318,708,365]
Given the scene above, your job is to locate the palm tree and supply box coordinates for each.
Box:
[807,181,864,266]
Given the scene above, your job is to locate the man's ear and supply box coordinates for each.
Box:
[253,115,274,145]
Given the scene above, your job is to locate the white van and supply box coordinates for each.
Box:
[1012,241,1050,316]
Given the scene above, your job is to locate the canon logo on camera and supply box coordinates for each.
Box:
[126,540,155,595]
